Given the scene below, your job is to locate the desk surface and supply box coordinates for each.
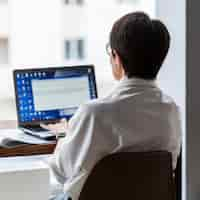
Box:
[0,120,56,157]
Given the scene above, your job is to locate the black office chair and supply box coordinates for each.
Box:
[79,151,175,200]
[175,151,181,200]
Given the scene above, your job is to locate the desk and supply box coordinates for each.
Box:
[0,154,62,199]
[0,120,56,157]
[0,155,50,200]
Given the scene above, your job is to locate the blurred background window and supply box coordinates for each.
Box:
[65,0,84,5]
[0,0,155,120]
[65,39,85,60]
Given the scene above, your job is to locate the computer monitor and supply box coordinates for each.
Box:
[13,65,98,126]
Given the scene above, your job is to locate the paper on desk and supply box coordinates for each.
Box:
[0,129,54,148]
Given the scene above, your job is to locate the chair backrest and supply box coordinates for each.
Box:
[79,151,175,200]
[175,150,181,200]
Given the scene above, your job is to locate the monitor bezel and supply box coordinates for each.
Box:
[13,65,98,127]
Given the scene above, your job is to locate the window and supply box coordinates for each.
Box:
[64,39,85,60]
[0,0,155,120]
[65,0,84,5]
[76,0,84,5]
[77,39,84,59]
[65,40,70,59]
[0,0,7,4]
[117,0,140,4]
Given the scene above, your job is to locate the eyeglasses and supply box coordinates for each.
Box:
[106,43,112,56]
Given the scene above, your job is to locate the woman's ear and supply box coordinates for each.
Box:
[112,50,120,66]
[111,50,125,80]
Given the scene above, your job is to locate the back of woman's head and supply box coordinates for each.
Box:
[110,12,170,80]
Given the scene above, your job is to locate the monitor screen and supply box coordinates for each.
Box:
[14,66,97,124]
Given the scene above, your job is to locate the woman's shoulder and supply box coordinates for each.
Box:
[79,97,114,116]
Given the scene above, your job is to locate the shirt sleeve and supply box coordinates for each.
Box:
[49,103,118,184]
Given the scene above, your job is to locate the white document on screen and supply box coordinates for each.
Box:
[32,77,90,111]
[0,129,54,148]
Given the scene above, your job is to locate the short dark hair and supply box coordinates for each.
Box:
[110,12,170,80]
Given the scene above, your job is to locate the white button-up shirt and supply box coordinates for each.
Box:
[49,77,182,200]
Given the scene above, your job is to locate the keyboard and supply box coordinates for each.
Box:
[20,127,56,141]
[26,126,49,132]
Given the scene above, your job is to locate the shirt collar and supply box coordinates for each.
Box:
[118,76,157,88]
[103,76,158,99]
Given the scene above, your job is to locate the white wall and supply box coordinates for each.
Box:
[156,1,186,200]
